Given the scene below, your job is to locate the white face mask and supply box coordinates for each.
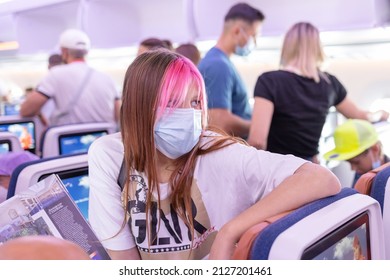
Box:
[154,108,202,159]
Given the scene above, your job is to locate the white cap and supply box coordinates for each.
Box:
[59,29,91,50]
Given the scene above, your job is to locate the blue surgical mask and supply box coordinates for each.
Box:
[369,149,381,169]
[154,108,202,159]
[372,159,381,169]
[234,33,255,57]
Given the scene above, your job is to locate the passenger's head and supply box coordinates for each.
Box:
[59,29,91,62]
[175,43,201,65]
[137,38,173,56]
[280,22,324,82]
[24,87,34,96]
[223,2,265,56]
[121,49,207,164]
[0,235,91,260]
[48,53,63,69]
[324,119,383,174]
[0,151,39,190]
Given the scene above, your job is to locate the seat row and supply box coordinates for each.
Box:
[0,115,116,157]
[6,150,390,260]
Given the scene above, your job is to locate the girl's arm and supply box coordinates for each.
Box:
[209,162,341,259]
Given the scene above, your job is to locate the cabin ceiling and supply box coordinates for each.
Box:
[0,0,389,57]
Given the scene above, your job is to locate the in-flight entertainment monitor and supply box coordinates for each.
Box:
[58,131,107,155]
[3,104,20,116]
[39,167,90,221]
[301,211,371,260]
[0,121,36,153]
[0,139,11,154]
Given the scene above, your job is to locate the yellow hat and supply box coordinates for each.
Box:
[323,119,379,161]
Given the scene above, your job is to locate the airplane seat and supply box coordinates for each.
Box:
[354,162,390,258]
[232,188,386,260]
[231,211,292,260]
[354,162,390,206]
[0,131,23,153]
[40,122,117,158]
[7,153,88,199]
[370,165,390,211]
[0,116,42,155]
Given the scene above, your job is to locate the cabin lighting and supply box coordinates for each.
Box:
[0,41,19,51]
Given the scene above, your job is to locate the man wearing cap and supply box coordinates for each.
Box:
[198,3,265,139]
[20,29,121,127]
[0,151,39,202]
[324,119,389,186]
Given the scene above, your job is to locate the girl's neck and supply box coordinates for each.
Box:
[156,152,176,184]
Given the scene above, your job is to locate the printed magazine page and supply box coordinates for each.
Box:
[0,174,110,260]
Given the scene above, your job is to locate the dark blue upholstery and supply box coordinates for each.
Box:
[370,165,390,214]
[7,152,86,199]
[250,188,358,260]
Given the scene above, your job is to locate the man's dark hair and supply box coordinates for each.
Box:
[140,38,172,51]
[48,54,63,67]
[224,2,265,23]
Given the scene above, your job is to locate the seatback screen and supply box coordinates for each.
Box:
[0,121,36,153]
[3,104,20,116]
[301,211,371,260]
[0,140,11,154]
[58,131,107,155]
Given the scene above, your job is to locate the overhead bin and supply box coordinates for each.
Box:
[14,1,79,54]
[193,0,390,40]
[0,0,389,55]
[82,0,190,48]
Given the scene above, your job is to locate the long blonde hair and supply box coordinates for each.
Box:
[280,22,325,83]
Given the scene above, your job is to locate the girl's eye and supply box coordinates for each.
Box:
[191,100,201,108]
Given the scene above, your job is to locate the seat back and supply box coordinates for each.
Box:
[7,153,89,198]
[231,211,291,260]
[7,153,90,219]
[0,116,43,155]
[354,163,390,259]
[381,168,390,259]
[40,122,116,158]
[0,131,23,153]
[232,188,386,260]
[354,162,390,197]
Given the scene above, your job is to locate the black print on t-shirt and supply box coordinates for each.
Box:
[126,175,207,251]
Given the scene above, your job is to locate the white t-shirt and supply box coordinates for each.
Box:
[36,61,119,126]
[0,185,7,203]
[88,132,307,260]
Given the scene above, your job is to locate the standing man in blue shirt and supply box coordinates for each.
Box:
[198,3,265,138]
